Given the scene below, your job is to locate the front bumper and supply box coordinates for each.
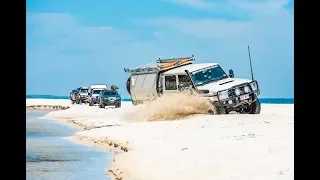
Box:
[212,92,259,108]
[213,81,260,108]
[80,96,89,102]
[102,99,121,106]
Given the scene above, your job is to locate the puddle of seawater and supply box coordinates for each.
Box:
[26,110,113,180]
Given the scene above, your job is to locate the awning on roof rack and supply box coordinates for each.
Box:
[124,55,195,75]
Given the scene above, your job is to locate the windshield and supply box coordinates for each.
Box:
[92,90,102,94]
[80,89,88,93]
[103,90,118,96]
[190,65,228,86]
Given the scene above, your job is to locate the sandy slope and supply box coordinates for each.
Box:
[27,99,294,180]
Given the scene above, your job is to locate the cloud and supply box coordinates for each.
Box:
[26,0,293,97]
[162,0,292,18]
[145,0,293,97]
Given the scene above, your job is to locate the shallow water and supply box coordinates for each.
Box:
[26,110,113,180]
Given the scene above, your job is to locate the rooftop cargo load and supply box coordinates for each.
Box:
[89,84,108,90]
[124,55,195,75]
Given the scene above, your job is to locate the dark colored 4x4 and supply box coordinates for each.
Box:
[98,90,121,108]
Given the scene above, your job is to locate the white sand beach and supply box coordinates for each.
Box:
[26,98,294,180]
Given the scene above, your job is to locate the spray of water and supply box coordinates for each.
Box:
[130,91,215,121]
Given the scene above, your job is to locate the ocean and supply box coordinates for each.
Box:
[26,110,113,180]
[26,95,294,104]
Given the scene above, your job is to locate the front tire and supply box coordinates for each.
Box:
[115,103,121,108]
[99,103,105,108]
[241,98,261,114]
[210,106,227,115]
[89,101,93,106]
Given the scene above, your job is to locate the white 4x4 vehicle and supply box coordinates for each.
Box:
[184,63,260,114]
[125,53,260,115]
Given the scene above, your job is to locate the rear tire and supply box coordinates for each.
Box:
[132,100,138,105]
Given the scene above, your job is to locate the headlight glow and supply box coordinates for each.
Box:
[244,86,250,93]
[250,81,258,91]
[218,90,229,100]
[235,88,241,96]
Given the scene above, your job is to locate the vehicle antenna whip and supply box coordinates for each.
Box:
[247,46,254,81]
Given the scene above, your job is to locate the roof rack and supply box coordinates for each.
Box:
[124,55,195,74]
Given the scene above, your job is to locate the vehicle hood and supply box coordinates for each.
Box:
[196,78,251,94]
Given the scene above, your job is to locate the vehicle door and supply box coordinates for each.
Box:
[163,74,179,94]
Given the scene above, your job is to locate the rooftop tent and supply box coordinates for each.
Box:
[124,55,195,75]
[71,89,77,93]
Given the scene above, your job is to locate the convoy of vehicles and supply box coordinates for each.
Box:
[70,46,261,114]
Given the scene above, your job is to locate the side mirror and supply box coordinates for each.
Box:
[88,93,91,96]
[229,69,234,78]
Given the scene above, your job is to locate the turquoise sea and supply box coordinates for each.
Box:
[26,95,294,104]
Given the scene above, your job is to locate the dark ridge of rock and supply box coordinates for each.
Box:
[26,105,70,110]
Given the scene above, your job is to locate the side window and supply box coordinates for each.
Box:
[178,75,191,87]
[165,75,177,90]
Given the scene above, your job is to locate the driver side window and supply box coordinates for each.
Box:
[178,75,191,87]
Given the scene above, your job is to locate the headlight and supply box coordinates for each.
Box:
[250,81,258,91]
[244,86,250,93]
[218,90,229,100]
[235,88,241,96]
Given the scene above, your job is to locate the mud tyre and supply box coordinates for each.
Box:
[240,98,261,114]
[115,103,121,108]
[211,106,227,115]
[89,101,93,106]
[132,100,138,106]
[249,98,261,114]
[99,103,105,108]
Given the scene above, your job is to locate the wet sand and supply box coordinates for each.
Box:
[26,110,114,180]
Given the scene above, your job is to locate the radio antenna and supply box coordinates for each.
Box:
[247,46,254,81]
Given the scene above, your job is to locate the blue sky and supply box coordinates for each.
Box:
[26,0,294,98]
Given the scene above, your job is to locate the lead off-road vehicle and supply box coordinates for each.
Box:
[124,47,261,114]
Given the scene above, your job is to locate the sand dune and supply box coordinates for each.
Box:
[26,98,294,180]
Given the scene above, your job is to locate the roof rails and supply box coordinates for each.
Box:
[124,55,195,74]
